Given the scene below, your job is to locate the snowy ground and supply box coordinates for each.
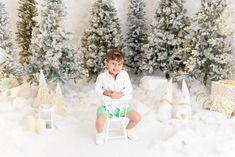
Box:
[1,76,235,157]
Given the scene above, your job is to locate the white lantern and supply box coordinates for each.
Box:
[38,104,54,130]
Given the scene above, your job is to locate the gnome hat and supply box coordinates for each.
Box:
[162,78,173,102]
[181,79,190,105]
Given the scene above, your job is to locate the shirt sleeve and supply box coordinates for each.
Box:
[95,74,104,96]
[121,71,133,96]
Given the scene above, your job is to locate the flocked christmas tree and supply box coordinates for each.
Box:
[140,0,190,77]
[16,0,38,65]
[33,70,51,107]
[125,0,148,74]
[80,0,123,79]
[28,0,88,83]
[182,0,234,85]
[0,2,23,83]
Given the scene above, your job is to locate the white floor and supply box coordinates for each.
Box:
[1,77,235,157]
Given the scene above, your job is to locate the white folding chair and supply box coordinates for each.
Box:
[102,96,131,143]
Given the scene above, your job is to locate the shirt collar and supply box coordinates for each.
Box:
[105,70,122,79]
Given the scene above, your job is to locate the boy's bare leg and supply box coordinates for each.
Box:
[126,111,141,129]
[96,114,107,133]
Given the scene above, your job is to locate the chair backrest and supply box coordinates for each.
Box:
[102,96,131,118]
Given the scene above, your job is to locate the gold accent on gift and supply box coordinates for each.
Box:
[218,80,235,86]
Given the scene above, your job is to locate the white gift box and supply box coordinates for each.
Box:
[211,80,235,101]
[210,80,235,117]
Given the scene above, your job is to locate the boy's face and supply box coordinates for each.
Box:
[106,59,124,76]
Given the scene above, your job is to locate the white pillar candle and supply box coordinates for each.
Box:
[27,115,36,132]
[36,118,46,134]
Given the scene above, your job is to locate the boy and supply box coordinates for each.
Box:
[95,49,141,145]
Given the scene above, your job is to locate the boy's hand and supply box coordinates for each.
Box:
[103,90,114,97]
[109,92,124,99]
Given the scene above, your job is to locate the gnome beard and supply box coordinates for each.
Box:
[157,78,173,122]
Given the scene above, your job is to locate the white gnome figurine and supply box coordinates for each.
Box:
[176,79,192,120]
[157,78,173,122]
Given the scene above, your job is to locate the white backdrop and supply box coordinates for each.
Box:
[3,0,235,44]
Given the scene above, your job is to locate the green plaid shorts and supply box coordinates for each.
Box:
[96,105,132,118]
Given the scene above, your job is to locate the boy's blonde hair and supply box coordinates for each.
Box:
[106,49,124,62]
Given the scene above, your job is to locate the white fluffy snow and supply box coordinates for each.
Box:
[1,76,235,157]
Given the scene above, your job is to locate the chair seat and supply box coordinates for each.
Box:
[107,117,128,122]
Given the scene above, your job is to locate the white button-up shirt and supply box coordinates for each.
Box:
[95,70,133,97]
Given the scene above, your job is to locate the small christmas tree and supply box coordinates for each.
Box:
[125,0,148,74]
[28,0,88,83]
[0,2,17,56]
[183,0,234,85]
[33,70,51,107]
[0,55,23,85]
[80,0,123,79]
[0,2,23,83]
[141,0,190,77]
[54,82,65,115]
[16,0,38,65]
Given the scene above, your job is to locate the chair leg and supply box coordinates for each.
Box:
[122,121,127,141]
[104,121,110,143]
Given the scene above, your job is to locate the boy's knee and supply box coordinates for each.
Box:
[96,119,105,127]
[96,120,103,127]
[132,113,141,122]
[136,114,141,122]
